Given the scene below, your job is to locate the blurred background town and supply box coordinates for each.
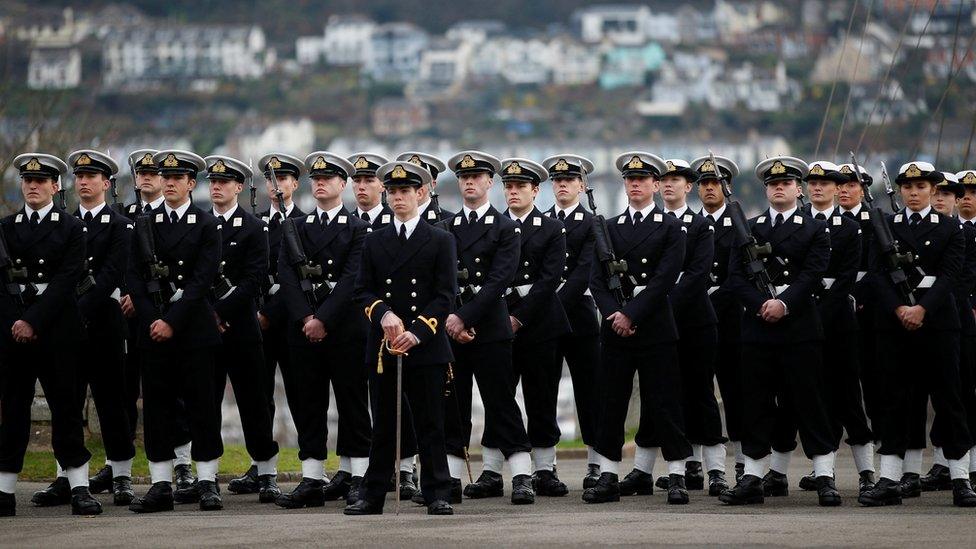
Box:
[6,0,976,446]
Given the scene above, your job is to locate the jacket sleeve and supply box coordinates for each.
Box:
[278,223,314,323]
[355,234,391,328]
[669,221,714,311]
[408,232,458,345]
[455,223,520,327]
[620,221,685,323]
[79,218,131,319]
[162,219,221,332]
[777,224,830,314]
[828,224,861,303]
[510,226,565,327]
[919,222,963,313]
[727,224,767,316]
[317,224,366,331]
[558,220,595,307]
[215,223,269,321]
[23,220,86,335]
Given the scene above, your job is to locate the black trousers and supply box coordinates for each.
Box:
[369,367,418,458]
[673,329,725,447]
[123,333,141,441]
[141,345,223,463]
[444,340,531,459]
[363,360,451,506]
[555,331,600,447]
[0,341,92,473]
[899,331,974,458]
[821,328,874,447]
[513,336,562,449]
[857,306,884,440]
[214,341,279,462]
[713,315,745,444]
[598,342,691,462]
[79,332,135,462]
[261,321,289,423]
[740,341,836,460]
[282,340,371,461]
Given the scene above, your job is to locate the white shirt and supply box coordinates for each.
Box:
[508,209,533,224]
[79,202,106,219]
[213,203,238,221]
[841,203,862,216]
[555,200,581,219]
[702,203,727,223]
[960,214,976,225]
[269,201,295,220]
[164,200,192,222]
[24,201,54,222]
[462,202,491,223]
[315,204,344,224]
[627,202,656,223]
[418,199,431,214]
[768,205,798,223]
[905,205,932,220]
[810,205,835,219]
[664,204,688,218]
[141,196,165,212]
[393,214,421,240]
[357,203,384,223]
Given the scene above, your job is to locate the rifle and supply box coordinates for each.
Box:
[709,150,777,300]
[880,161,901,212]
[268,161,322,307]
[128,157,143,214]
[585,187,628,306]
[248,157,257,215]
[850,152,917,306]
[134,214,173,315]
[427,178,442,219]
[0,228,27,310]
[109,174,125,214]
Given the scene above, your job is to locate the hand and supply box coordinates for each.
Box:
[303,315,327,342]
[11,320,36,343]
[606,312,635,337]
[215,313,227,334]
[257,312,270,331]
[149,319,174,342]
[452,328,476,344]
[391,331,419,354]
[120,294,135,318]
[381,311,405,341]
[509,316,522,333]
[445,313,466,339]
[897,304,925,331]
[759,299,786,323]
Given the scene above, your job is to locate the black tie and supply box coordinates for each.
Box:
[557,210,566,221]
[667,211,677,218]
[468,210,478,225]
[398,223,407,243]
[633,211,643,225]
[815,213,826,221]
[320,212,329,226]
[143,203,152,214]
[217,215,226,225]
[773,213,784,227]
[361,212,370,223]
[30,211,40,226]
[170,211,179,224]
[83,211,93,224]
[910,212,922,226]
[966,220,974,227]
[270,212,281,227]
[843,211,855,220]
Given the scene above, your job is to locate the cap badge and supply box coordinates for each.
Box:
[770,161,786,175]
[76,154,92,166]
[140,153,154,166]
[963,172,976,185]
[163,153,180,167]
[666,161,676,172]
[354,156,370,170]
[810,164,825,176]
[906,164,922,178]
[268,157,282,170]
[627,156,644,169]
[554,159,570,171]
[25,158,42,171]
[312,156,328,170]
[408,154,423,166]
[211,160,227,173]
[391,164,408,179]
[460,155,476,169]
[699,159,715,173]
[506,161,522,175]
[840,165,853,174]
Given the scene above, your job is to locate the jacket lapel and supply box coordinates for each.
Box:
[911,213,939,244]
[619,210,662,255]
[22,206,63,248]
[160,204,196,251]
[893,210,920,250]
[457,207,496,251]
[770,213,802,245]
[390,220,432,273]
[307,209,349,256]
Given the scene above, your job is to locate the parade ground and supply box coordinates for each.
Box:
[2,452,973,548]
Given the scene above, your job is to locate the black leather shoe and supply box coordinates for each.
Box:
[619,469,654,496]
[174,480,199,504]
[343,499,382,515]
[464,471,504,499]
[952,479,976,507]
[719,474,764,505]
[411,490,426,505]
[921,464,952,492]
[276,478,325,509]
[899,473,921,498]
[858,477,902,506]
[113,476,135,506]
[816,476,842,506]
[345,476,364,506]
[667,474,689,504]
[258,475,280,503]
[582,472,620,503]
[583,464,600,489]
[398,471,419,501]
[197,480,222,511]
[971,472,976,487]
[174,464,196,491]
[450,478,463,503]
[798,471,817,491]
[0,491,14,517]
[654,475,669,490]
[858,471,876,494]
[707,470,729,497]
[734,462,744,483]
[762,470,789,497]
[228,465,259,495]
[70,487,102,516]
[31,477,71,507]
[129,482,174,513]
[685,461,704,490]
[533,470,568,497]
[511,474,535,505]
[427,499,453,515]
[322,471,352,501]
[89,465,113,494]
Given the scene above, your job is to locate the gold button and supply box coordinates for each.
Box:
[475,258,481,263]
[328,259,333,264]
[641,258,647,264]
[523,261,529,266]
[178,260,184,266]
[783,271,789,277]
[37,272,43,278]
[641,273,647,278]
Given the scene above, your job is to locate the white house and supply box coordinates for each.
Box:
[549,36,601,85]
[27,47,81,90]
[574,5,651,46]
[363,23,429,83]
[312,15,376,66]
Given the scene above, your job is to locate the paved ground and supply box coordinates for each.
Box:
[2,452,974,548]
